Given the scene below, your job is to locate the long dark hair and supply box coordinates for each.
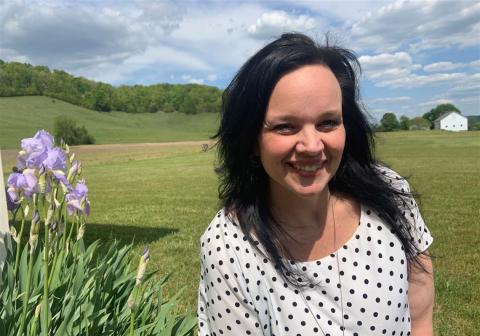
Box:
[214,33,425,285]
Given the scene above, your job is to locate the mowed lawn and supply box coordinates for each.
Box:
[2,131,479,336]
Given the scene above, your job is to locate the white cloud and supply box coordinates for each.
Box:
[444,73,480,98]
[359,51,479,90]
[423,61,465,72]
[282,0,391,23]
[359,52,422,82]
[359,52,413,70]
[181,74,204,84]
[0,0,145,70]
[247,10,317,40]
[377,72,466,89]
[134,0,185,35]
[0,0,268,85]
[369,96,411,104]
[350,0,480,53]
[469,60,480,68]
[419,99,454,107]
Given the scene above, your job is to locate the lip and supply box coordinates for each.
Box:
[286,160,325,177]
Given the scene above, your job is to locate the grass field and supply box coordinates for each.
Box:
[0,96,219,148]
[2,126,479,334]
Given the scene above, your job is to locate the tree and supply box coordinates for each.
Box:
[399,116,409,130]
[87,83,113,112]
[408,117,431,131]
[380,113,400,131]
[422,103,461,128]
[0,59,223,114]
[54,116,95,145]
[179,95,197,114]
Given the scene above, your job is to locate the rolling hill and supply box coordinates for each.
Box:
[0,96,219,149]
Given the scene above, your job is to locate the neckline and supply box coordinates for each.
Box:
[286,203,365,265]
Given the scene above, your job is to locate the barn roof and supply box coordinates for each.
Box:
[434,111,465,122]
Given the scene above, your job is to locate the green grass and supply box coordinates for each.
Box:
[0,96,219,148]
[2,130,479,335]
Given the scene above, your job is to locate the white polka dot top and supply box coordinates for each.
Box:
[198,169,433,336]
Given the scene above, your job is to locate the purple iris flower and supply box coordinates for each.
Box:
[52,171,72,191]
[17,137,49,170]
[5,187,20,211]
[43,147,67,171]
[34,130,55,148]
[66,179,90,216]
[17,130,56,170]
[7,171,38,200]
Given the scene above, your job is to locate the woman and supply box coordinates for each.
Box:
[198,33,434,336]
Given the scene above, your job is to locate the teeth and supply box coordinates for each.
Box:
[292,164,321,172]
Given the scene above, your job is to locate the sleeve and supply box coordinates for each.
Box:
[197,215,267,336]
[377,166,433,253]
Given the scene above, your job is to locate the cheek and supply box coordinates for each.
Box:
[259,136,293,162]
[328,128,346,154]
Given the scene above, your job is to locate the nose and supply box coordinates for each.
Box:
[296,126,324,154]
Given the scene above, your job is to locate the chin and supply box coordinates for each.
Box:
[291,184,328,198]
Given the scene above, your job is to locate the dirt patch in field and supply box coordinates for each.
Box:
[73,140,213,152]
[1,140,216,171]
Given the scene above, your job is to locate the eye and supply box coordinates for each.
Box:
[317,119,342,131]
[272,123,296,134]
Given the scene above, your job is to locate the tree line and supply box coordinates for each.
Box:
[0,59,222,114]
[375,103,479,131]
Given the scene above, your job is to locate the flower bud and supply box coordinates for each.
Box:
[135,247,150,285]
[45,206,54,226]
[76,222,85,241]
[127,293,137,311]
[142,247,150,262]
[38,173,46,194]
[34,303,41,318]
[29,210,41,252]
[10,226,20,244]
[67,161,81,181]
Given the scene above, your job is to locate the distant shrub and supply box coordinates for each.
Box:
[469,122,480,131]
[53,115,95,145]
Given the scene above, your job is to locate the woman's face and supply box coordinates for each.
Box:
[258,64,346,200]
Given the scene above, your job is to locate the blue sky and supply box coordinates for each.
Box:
[1,0,479,120]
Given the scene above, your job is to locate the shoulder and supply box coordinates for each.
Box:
[373,164,433,252]
[199,208,265,297]
[373,163,412,193]
[200,208,244,248]
[200,208,257,269]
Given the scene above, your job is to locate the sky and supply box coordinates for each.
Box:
[0,0,479,119]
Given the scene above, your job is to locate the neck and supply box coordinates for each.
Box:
[268,183,333,230]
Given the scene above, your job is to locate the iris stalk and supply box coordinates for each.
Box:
[42,212,50,336]
[19,209,39,336]
[13,206,26,277]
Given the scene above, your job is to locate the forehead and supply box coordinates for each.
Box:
[266,65,342,119]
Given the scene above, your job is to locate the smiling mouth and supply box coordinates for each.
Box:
[289,162,324,173]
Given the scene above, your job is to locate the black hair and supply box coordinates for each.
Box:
[214,32,426,286]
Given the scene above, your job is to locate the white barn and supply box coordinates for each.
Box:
[434,112,468,131]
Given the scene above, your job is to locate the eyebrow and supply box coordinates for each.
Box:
[265,110,342,123]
